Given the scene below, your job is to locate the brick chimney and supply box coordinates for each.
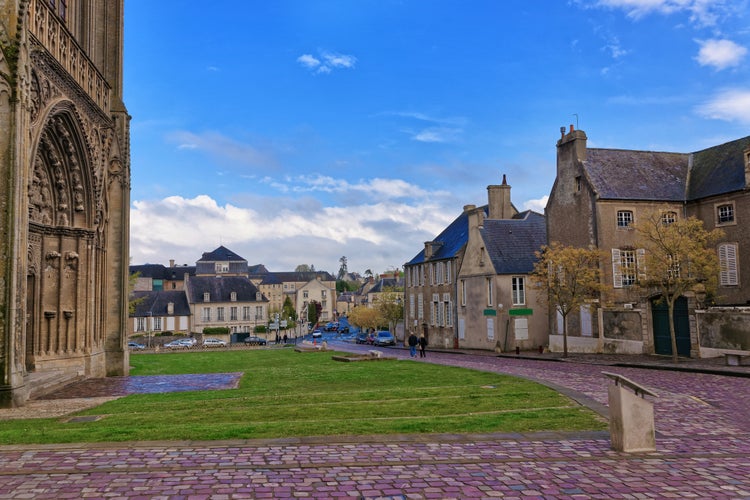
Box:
[487,174,514,220]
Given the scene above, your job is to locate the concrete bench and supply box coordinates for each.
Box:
[368,350,383,358]
[724,353,750,366]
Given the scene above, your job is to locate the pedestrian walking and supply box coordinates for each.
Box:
[419,334,427,358]
[407,332,418,358]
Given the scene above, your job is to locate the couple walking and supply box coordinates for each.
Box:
[407,332,427,358]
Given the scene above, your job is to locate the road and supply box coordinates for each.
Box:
[1,342,749,499]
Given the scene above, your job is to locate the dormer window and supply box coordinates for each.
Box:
[215,262,229,273]
[230,292,237,302]
[203,292,210,302]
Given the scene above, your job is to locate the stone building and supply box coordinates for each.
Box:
[0,1,130,407]
[546,126,750,357]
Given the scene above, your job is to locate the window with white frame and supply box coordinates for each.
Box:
[409,293,415,318]
[215,262,229,273]
[202,307,211,322]
[511,277,526,305]
[661,211,677,225]
[230,307,237,321]
[418,293,424,320]
[255,306,263,320]
[443,293,452,326]
[242,306,251,321]
[203,292,210,302]
[217,307,225,321]
[136,317,145,331]
[446,260,452,283]
[230,291,237,302]
[153,317,162,331]
[719,243,739,286]
[717,203,735,225]
[617,210,633,228]
[486,277,493,306]
[460,279,466,306]
[612,248,644,288]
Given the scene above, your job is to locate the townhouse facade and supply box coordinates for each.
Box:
[546,126,750,357]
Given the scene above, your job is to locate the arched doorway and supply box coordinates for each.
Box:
[651,296,691,357]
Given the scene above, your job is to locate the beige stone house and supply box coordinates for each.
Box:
[1,1,130,407]
[546,126,750,357]
[457,178,548,352]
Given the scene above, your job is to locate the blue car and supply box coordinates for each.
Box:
[373,331,396,346]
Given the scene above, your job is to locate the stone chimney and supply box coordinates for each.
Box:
[556,124,587,177]
[487,174,514,220]
[169,259,175,268]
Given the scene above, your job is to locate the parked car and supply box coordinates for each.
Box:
[355,332,369,344]
[311,329,323,339]
[127,342,146,350]
[244,335,267,346]
[373,331,396,346]
[164,339,191,349]
[202,338,227,348]
[324,322,338,331]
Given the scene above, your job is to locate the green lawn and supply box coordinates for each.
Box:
[0,348,606,444]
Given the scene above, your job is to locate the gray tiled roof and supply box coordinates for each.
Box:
[406,206,487,265]
[584,149,688,201]
[480,210,546,274]
[688,135,750,200]
[187,276,266,303]
[197,246,247,263]
[131,290,191,317]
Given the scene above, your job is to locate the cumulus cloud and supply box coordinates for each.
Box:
[695,39,747,70]
[695,88,750,124]
[130,190,455,274]
[522,196,549,213]
[297,51,357,74]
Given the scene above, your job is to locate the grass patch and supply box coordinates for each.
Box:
[0,349,606,444]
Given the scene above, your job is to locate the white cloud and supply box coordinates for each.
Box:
[130,190,454,274]
[695,88,750,124]
[522,196,549,213]
[695,39,748,70]
[590,0,726,26]
[297,51,357,74]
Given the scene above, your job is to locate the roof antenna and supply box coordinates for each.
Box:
[573,113,579,130]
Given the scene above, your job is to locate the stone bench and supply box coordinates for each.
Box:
[368,350,383,358]
[724,353,750,366]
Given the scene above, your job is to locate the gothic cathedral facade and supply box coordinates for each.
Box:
[0,0,130,407]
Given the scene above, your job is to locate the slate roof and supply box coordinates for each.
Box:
[197,246,247,263]
[583,149,688,201]
[688,135,750,200]
[406,206,487,266]
[480,210,547,274]
[131,290,191,317]
[366,277,404,293]
[582,134,750,202]
[250,271,336,282]
[186,276,266,303]
[130,264,196,280]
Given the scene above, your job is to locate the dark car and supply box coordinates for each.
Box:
[373,331,396,346]
[355,332,369,344]
[244,335,267,346]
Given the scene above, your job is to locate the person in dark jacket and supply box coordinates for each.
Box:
[419,334,427,358]
[407,332,418,358]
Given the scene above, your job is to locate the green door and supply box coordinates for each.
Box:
[651,296,690,357]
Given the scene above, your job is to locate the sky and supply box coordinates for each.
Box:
[125,0,750,276]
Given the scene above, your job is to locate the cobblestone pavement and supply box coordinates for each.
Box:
[1,345,749,499]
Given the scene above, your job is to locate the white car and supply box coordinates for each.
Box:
[202,338,227,348]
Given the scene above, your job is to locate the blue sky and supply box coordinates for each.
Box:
[125,0,750,276]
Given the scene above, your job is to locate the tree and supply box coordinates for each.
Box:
[282,296,297,325]
[295,264,314,272]
[531,242,606,357]
[307,300,322,326]
[633,214,723,362]
[337,256,348,280]
[347,306,381,332]
[376,289,404,334]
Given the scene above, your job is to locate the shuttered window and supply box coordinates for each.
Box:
[719,243,739,286]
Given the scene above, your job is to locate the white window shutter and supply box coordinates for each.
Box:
[612,249,623,288]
